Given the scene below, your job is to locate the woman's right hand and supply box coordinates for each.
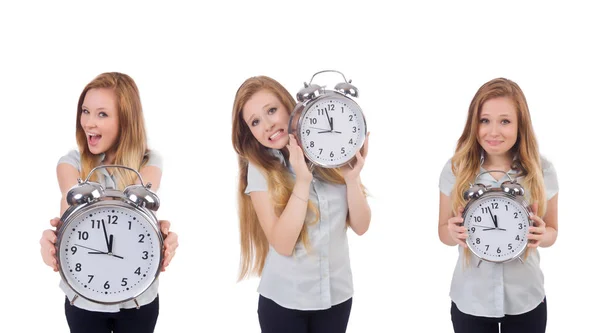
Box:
[40,217,61,271]
[287,134,313,184]
[447,207,467,248]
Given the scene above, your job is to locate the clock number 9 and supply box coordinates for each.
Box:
[306,129,310,136]
[71,246,77,255]
[470,227,475,233]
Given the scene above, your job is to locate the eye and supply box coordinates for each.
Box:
[251,119,259,127]
[268,107,277,114]
[479,118,489,124]
[99,112,108,118]
[501,119,511,125]
[81,109,90,114]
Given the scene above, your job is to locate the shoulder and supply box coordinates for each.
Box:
[57,149,81,172]
[143,149,163,170]
[540,155,555,173]
[539,155,558,199]
[245,162,269,194]
[439,158,455,196]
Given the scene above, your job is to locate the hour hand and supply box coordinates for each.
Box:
[108,234,113,253]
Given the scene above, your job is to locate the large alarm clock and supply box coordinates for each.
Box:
[56,165,162,307]
[288,70,367,169]
[462,170,531,265]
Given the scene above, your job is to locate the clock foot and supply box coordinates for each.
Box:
[70,294,79,305]
[518,257,524,264]
[134,298,140,309]
[476,259,483,268]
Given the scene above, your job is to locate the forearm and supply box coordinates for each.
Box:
[346,177,370,235]
[540,226,557,247]
[271,180,311,255]
[438,224,458,246]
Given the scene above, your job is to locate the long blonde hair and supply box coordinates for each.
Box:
[232,76,346,280]
[450,78,546,259]
[76,72,149,189]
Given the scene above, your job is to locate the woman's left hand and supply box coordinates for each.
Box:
[527,202,546,248]
[159,220,178,271]
[341,132,369,182]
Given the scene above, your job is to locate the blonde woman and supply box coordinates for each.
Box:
[438,78,559,332]
[231,76,371,333]
[39,72,179,333]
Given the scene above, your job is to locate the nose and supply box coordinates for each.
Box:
[263,117,274,131]
[489,122,500,136]
[82,114,97,130]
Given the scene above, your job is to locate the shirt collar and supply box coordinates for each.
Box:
[270,148,287,167]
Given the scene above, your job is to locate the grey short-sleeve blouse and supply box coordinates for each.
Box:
[245,149,353,311]
[56,149,162,313]
[439,155,558,317]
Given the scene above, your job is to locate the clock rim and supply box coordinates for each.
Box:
[462,190,532,264]
[290,90,367,169]
[56,192,163,305]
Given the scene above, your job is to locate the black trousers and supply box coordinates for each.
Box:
[258,295,352,333]
[451,297,547,333]
[64,296,159,333]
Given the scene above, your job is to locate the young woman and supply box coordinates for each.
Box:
[231,76,371,333]
[438,78,559,332]
[39,72,179,333]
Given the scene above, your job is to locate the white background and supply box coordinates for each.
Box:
[1,1,598,332]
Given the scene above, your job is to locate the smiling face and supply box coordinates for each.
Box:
[79,88,120,159]
[242,89,290,149]
[477,96,519,158]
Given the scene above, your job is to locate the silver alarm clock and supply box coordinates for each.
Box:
[288,70,367,169]
[56,165,163,307]
[462,170,532,265]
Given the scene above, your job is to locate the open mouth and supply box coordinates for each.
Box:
[87,133,102,146]
[269,129,284,141]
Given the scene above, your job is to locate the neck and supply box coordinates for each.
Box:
[103,151,116,165]
[482,152,512,171]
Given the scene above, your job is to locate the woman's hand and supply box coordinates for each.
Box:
[160,220,178,272]
[340,132,369,182]
[286,134,313,184]
[527,202,546,248]
[447,207,467,248]
[40,217,61,271]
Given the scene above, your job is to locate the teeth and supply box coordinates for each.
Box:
[270,130,282,140]
[87,133,100,137]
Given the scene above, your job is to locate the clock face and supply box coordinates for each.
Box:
[58,204,161,304]
[463,194,530,262]
[299,95,366,167]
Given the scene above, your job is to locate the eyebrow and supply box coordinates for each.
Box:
[81,105,108,111]
[480,113,512,117]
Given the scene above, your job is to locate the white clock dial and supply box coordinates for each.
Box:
[463,196,529,262]
[299,96,365,166]
[58,205,161,303]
